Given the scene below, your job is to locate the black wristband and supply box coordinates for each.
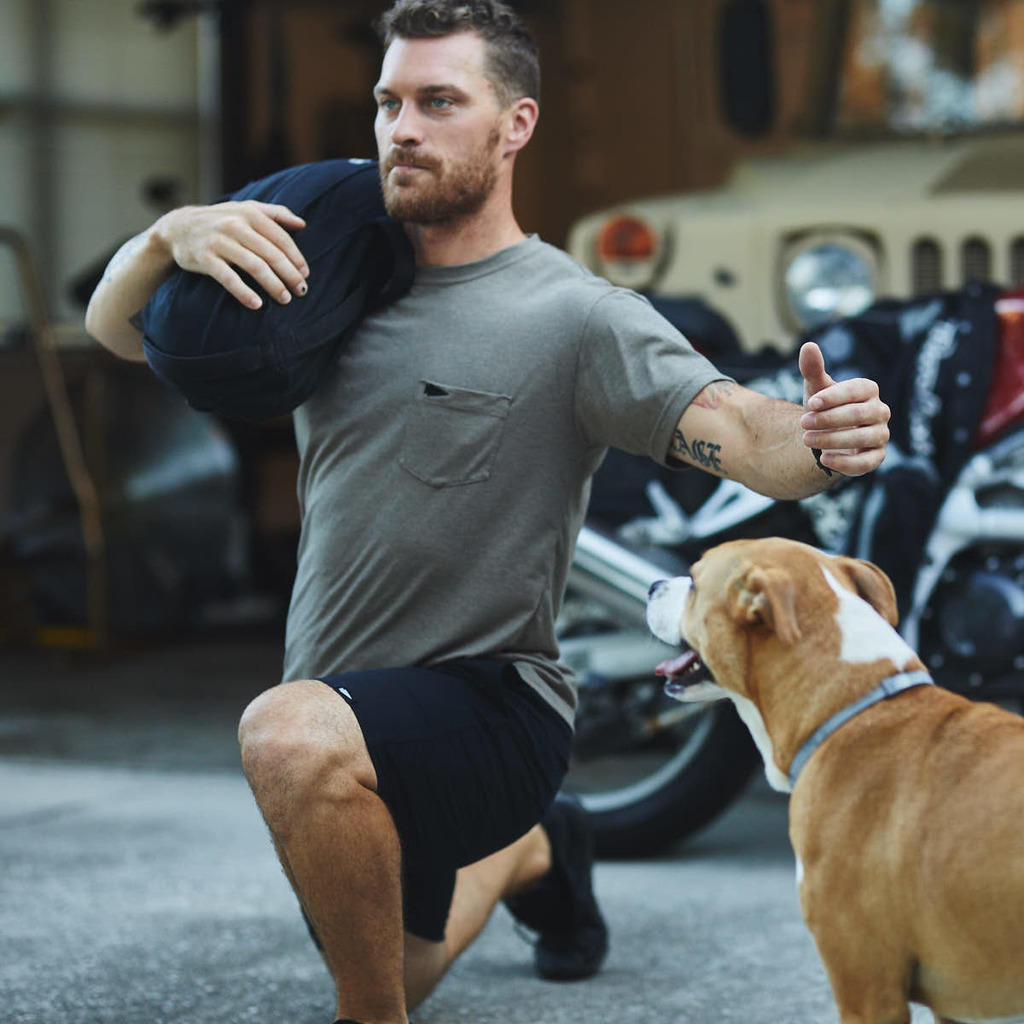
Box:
[812,448,833,478]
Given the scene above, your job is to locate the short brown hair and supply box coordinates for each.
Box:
[376,0,540,108]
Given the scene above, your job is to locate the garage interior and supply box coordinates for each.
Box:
[0,0,815,658]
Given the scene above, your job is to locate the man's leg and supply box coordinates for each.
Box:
[403,825,553,1009]
[403,794,609,1007]
[240,663,605,1019]
[238,679,408,1024]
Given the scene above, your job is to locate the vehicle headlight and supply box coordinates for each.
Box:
[779,235,878,331]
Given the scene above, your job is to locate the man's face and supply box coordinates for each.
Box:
[374,32,506,224]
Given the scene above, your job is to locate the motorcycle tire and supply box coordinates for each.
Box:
[571,701,759,859]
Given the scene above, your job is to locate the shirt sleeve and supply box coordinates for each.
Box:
[573,288,733,466]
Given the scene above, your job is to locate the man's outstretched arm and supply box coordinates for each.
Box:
[670,341,890,501]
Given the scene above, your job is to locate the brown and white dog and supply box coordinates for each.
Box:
[646,536,1024,1024]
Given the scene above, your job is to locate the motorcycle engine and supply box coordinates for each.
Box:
[920,545,1024,695]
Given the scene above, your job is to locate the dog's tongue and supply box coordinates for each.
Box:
[655,650,700,679]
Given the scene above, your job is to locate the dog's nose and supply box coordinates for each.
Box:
[648,580,666,599]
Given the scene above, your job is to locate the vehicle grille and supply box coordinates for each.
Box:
[911,238,942,294]
[961,237,991,284]
[911,236,1024,294]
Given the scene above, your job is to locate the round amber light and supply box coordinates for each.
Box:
[595,215,659,262]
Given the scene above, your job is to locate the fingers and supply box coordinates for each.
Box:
[800,379,889,431]
[814,445,887,477]
[795,342,891,478]
[799,342,835,405]
[803,421,889,454]
[801,403,890,451]
[162,201,310,309]
[251,202,311,278]
[214,227,309,309]
[800,378,891,478]
[202,259,270,313]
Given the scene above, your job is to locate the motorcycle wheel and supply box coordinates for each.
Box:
[565,694,759,859]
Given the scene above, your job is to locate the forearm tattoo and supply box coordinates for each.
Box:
[671,429,725,473]
[670,381,735,472]
[690,379,739,409]
[99,234,146,287]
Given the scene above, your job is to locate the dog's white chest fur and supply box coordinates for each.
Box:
[730,694,792,793]
[821,567,916,670]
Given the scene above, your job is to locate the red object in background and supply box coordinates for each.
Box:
[975,286,1024,448]
[595,215,659,262]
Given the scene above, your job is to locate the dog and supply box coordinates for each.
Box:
[646,536,1024,1024]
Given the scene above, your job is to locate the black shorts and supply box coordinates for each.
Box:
[318,658,573,942]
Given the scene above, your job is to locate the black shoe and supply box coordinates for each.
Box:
[503,793,609,981]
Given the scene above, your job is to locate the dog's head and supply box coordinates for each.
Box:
[646,537,900,705]
[646,538,906,792]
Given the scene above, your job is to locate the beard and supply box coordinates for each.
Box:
[380,128,501,224]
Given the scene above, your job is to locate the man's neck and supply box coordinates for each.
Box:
[404,193,527,267]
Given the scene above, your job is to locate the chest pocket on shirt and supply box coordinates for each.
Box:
[400,380,512,488]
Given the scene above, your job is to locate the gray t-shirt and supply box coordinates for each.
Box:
[282,236,727,724]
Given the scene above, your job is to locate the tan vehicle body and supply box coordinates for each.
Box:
[567,0,1024,354]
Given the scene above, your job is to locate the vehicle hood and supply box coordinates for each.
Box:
[637,135,1024,215]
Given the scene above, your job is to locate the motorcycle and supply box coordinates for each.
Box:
[561,283,1024,857]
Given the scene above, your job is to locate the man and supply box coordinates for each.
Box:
[85,3,890,1022]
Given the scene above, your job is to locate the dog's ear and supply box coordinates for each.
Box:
[835,556,899,626]
[728,564,802,645]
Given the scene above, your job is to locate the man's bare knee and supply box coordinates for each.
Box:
[238,679,377,835]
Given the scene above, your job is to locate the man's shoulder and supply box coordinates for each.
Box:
[525,240,667,307]
[522,237,603,284]
[514,238,631,310]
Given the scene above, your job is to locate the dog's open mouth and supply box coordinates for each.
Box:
[655,645,713,697]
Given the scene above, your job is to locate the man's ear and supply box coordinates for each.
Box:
[836,556,899,626]
[728,564,802,645]
[504,97,538,155]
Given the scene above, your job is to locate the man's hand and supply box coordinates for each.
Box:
[154,200,310,310]
[798,341,890,477]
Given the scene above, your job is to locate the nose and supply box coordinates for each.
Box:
[388,103,424,147]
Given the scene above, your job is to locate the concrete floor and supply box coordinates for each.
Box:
[0,637,935,1024]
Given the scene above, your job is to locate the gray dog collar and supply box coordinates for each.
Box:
[787,670,935,787]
